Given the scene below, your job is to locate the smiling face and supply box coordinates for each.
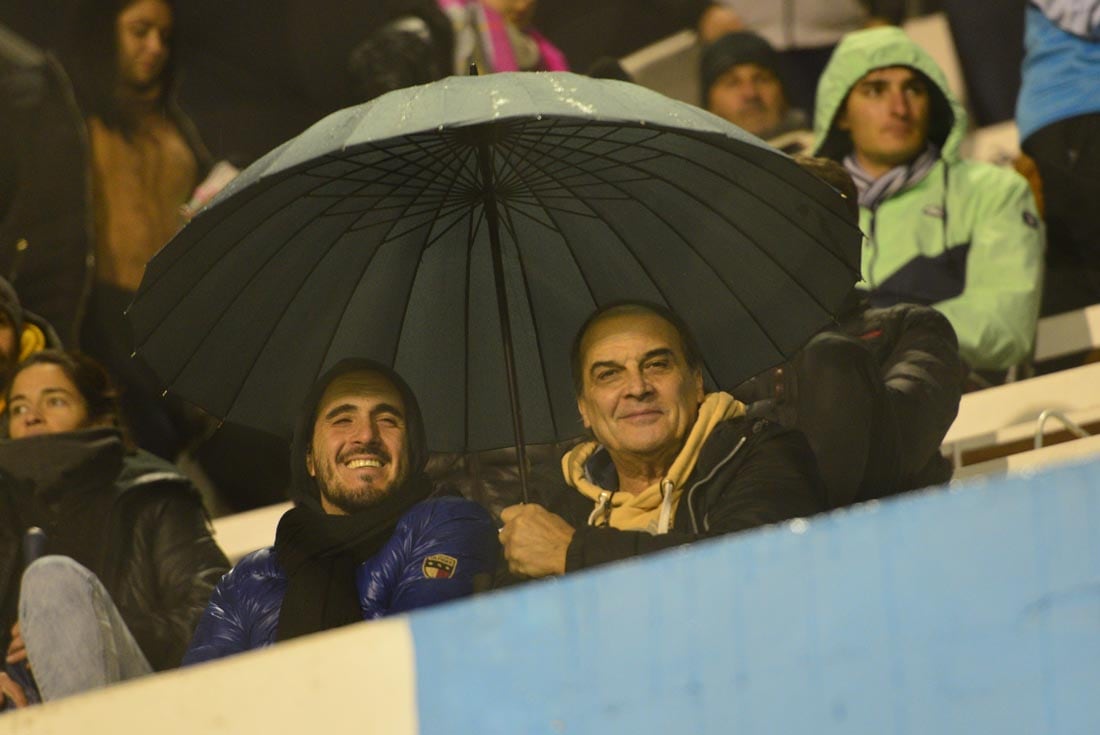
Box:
[838,66,931,179]
[306,370,409,515]
[7,363,93,439]
[115,0,173,93]
[576,311,704,471]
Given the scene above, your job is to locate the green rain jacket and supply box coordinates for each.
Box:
[812,27,1043,371]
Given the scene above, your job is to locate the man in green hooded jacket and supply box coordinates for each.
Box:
[813,26,1043,372]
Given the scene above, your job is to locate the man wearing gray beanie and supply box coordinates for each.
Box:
[700,30,812,153]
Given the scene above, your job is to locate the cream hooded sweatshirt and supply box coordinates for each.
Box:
[561,392,746,535]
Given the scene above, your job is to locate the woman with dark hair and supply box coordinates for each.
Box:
[63,0,223,462]
[0,350,229,708]
[5,350,126,440]
[64,0,181,134]
[0,0,231,460]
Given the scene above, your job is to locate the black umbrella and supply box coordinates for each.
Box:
[129,72,861,500]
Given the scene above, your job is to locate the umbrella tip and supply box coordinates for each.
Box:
[469,61,480,76]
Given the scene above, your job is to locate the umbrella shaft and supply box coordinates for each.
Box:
[476,137,530,503]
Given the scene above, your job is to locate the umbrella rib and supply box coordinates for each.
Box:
[172,145,453,418]
[493,131,647,206]
[601,124,860,270]
[348,141,473,265]
[495,123,634,315]
[133,170,330,329]
[316,144,481,383]
[304,180,462,414]
[497,121,790,358]
[366,134,485,451]
[337,150,471,208]
[489,121,602,322]
[463,202,490,452]
[515,120,859,278]
[493,182,565,436]
[512,122,857,319]
[132,146,298,301]
[375,136,483,250]
[492,121,642,426]
[357,136,480,195]
[140,159,378,384]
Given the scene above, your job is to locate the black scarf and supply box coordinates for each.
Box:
[0,428,126,641]
[273,473,434,641]
[0,428,125,571]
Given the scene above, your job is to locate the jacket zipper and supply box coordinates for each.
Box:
[587,490,612,527]
[687,435,748,534]
[656,479,674,535]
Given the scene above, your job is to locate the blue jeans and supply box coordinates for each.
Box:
[19,556,152,701]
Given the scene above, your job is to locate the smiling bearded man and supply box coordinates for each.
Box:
[183,359,498,662]
[498,302,826,580]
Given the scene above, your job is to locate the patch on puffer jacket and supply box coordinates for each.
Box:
[422,553,458,579]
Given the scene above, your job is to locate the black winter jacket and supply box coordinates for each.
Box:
[546,417,826,572]
[0,428,229,670]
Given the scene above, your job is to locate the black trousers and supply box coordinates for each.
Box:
[1024,113,1100,316]
[741,332,952,510]
[941,0,1025,127]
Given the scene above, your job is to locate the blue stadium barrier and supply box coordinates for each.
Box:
[7,457,1098,734]
[411,459,1100,734]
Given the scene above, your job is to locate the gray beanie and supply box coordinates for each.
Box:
[700,31,787,98]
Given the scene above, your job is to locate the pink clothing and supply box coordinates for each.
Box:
[437,0,569,72]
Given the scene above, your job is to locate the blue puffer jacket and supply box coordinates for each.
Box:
[183,496,496,664]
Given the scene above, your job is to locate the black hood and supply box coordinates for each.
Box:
[289,359,429,508]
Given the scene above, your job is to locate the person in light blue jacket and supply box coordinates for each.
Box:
[1016,0,1100,316]
[184,359,498,663]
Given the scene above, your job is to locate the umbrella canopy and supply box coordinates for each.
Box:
[130,71,861,456]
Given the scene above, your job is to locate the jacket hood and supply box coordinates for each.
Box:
[812,26,965,163]
[289,359,429,508]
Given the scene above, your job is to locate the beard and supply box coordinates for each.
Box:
[315,441,405,515]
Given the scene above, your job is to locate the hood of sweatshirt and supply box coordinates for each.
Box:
[812,26,966,165]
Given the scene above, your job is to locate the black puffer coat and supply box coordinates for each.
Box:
[0,428,229,670]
